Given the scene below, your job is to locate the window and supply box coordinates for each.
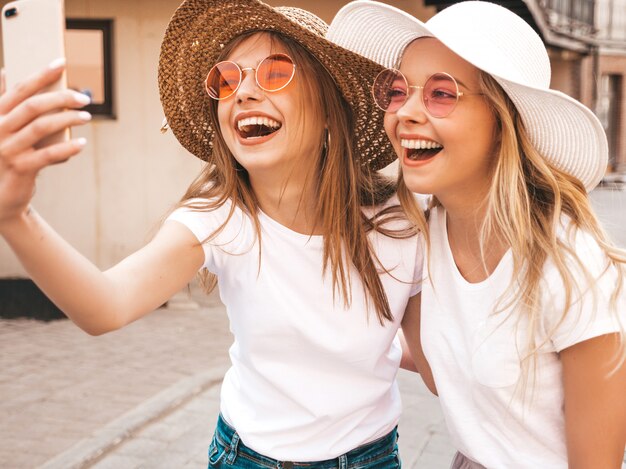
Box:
[597,74,623,170]
[65,19,114,118]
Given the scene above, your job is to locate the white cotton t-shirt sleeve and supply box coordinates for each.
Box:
[542,225,625,352]
[166,199,253,274]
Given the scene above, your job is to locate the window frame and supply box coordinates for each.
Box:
[66,18,115,118]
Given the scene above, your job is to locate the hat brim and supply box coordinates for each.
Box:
[158,0,396,171]
[327,0,608,191]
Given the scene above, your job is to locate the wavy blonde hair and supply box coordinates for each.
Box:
[179,31,419,324]
[399,71,626,382]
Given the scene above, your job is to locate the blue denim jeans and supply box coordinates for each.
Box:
[208,414,401,468]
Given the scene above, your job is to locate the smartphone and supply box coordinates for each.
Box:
[2,0,69,147]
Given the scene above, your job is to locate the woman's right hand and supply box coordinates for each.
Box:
[0,59,91,231]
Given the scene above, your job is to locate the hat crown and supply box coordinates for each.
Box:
[427,1,551,89]
[275,6,328,37]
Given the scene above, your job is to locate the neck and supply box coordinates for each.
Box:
[250,170,321,236]
[443,200,509,283]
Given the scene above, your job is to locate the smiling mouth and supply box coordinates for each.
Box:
[401,139,443,161]
[236,116,282,139]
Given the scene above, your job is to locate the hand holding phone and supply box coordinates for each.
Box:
[0,0,92,228]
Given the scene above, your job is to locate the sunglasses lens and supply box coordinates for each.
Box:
[206,62,241,99]
[373,69,408,112]
[423,73,459,118]
[257,54,295,91]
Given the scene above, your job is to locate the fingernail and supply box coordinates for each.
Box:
[78,111,92,121]
[75,138,87,147]
[48,57,66,69]
[73,92,91,105]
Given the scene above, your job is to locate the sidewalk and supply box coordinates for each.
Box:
[0,285,453,469]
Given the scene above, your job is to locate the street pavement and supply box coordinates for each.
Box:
[1,186,624,469]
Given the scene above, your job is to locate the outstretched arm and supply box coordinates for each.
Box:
[561,333,626,468]
[3,211,204,335]
[0,63,204,335]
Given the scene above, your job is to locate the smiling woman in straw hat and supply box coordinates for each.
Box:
[0,0,427,467]
[328,1,626,468]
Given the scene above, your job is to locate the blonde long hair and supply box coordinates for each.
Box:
[399,71,625,373]
[180,31,419,324]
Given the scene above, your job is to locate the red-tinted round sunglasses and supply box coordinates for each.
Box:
[205,53,296,100]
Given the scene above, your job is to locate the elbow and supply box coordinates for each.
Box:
[84,326,111,337]
[79,313,125,336]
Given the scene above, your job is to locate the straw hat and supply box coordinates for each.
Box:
[327,1,608,191]
[158,0,395,171]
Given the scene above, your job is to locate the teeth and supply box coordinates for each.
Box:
[401,139,443,150]
[237,116,281,130]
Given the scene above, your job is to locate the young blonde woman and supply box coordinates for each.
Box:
[0,1,424,467]
[329,1,626,468]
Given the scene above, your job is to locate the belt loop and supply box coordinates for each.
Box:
[338,454,348,469]
[225,431,240,465]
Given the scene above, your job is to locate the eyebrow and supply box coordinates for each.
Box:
[451,75,470,90]
[401,70,473,90]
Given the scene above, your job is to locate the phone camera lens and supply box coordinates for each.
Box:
[4,8,18,18]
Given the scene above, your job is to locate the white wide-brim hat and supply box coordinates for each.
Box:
[327,0,608,191]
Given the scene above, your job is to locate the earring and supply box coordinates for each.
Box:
[322,128,331,155]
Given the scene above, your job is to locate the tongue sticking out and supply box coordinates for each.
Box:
[406,147,443,161]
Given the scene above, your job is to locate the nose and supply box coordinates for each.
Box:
[395,86,428,124]
[236,68,263,103]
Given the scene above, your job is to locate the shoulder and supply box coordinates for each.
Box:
[166,197,250,243]
[540,215,625,350]
[540,216,615,297]
[549,215,611,278]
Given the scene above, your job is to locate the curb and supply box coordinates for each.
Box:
[40,367,227,469]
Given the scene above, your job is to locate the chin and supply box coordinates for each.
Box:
[402,174,435,195]
[240,155,284,172]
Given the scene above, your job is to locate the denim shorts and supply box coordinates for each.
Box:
[207,414,401,469]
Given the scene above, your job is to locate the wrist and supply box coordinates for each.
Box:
[0,206,36,237]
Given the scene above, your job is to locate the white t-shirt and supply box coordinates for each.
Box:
[167,196,423,461]
[421,206,625,469]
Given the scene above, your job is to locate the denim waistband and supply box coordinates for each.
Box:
[213,413,398,468]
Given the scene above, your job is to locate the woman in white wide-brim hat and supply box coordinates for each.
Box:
[329,1,626,468]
